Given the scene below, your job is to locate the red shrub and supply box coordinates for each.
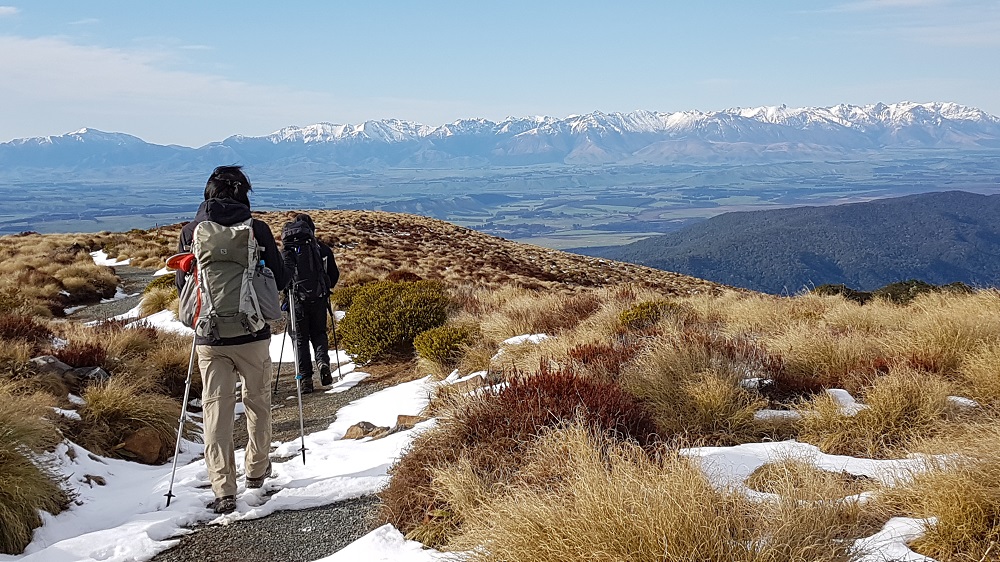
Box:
[0,314,52,345]
[566,340,641,380]
[54,342,108,369]
[380,363,659,541]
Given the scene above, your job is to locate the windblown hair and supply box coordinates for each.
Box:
[204,165,252,207]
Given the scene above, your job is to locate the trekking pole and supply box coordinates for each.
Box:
[165,332,198,507]
[326,299,344,381]
[272,309,287,394]
[287,288,308,464]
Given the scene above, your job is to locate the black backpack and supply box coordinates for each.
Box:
[282,221,330,301]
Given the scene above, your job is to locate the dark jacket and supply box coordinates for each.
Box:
[281,229,340,301]
[177,198,290,346]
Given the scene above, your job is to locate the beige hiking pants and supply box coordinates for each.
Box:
[197,339,272,498]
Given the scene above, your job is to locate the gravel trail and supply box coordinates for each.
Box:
[149,496,382,562]
[149,375,395,562]
[67,264,158,322]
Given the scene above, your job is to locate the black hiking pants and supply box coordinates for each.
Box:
[292,298,330,378]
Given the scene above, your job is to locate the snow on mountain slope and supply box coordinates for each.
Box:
[4,102,999,170]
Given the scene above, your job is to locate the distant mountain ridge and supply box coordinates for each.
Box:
[3,101,1000,175]
[589,191,1000,294]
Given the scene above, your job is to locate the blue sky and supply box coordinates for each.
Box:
[1,0,998,147]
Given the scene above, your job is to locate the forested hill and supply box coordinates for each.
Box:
[589,190,1000,294]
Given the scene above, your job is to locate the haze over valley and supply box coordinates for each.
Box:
[3,101,1000,251]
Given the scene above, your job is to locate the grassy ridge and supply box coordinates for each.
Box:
[4,211,1000,558]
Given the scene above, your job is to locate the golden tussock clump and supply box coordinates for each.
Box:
[446,424,868,562]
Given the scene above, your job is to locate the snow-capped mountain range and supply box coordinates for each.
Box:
[3,102,1000,172]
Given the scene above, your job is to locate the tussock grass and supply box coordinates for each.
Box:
[380,365,659,546]
[746,458,879,501]
[447,424,865,562]
[879,423,1000,561]
[821,297,908,336]
[767,323,887,394]
[620,329,773,444]
[138,336,199,399]
[888,291,1000,376]
[139,286,177,317]
[957,342,1000,408]
[74,377,183,462]
[455,339,497,377]
[798,367,954,458]
[0,338,34,366]
[477,289,569,341]
[0,382,71,555]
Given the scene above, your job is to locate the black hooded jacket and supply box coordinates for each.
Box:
[177,198,290,346]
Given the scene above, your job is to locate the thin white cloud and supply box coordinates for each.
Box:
[0,35,340,145]
[835,0,946,10]
[819,0,1000,46]
[0,34,473,146]
[0,6,19,17]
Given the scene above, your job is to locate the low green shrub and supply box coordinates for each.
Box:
[414,324,480,368]
[812,283,872,304]
[873,279,938,305]
[338,280,451,364]
[143,274,177,294]
[618,300,682,330]
[330,284,363,311]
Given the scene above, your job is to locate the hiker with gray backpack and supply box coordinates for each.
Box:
[170,166,289,514]
[281,213,340,394]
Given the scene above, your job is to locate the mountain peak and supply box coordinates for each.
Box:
[4,101,1000,170]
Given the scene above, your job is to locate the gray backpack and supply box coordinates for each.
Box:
[178,219,281,339]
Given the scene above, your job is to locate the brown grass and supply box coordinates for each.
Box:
[139,286,177,317]
[957,342,1000,409]
[621,330,772,445]
[746,458,879,501]
[73,377,184,462]
[446,424,867,562]
[879,422,1000,561]
[380,364,659,546]
[0,382,71,555]
[798,366,954,458]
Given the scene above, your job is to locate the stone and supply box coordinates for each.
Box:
[449,374,485,395]
[121,427,166,465]
[342,421,391,440]
[392,414,429,432]
[30,355,73,376]
[71,366,111,385]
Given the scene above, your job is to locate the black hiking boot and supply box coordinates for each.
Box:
[246,461,273,489]
[208,495,237,514]
[300,377,314,394]
[319,363,333,386]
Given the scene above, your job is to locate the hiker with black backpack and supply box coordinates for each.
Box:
[173,166,288,515]
[281,213,340,394]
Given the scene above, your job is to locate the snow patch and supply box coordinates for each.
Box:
[90,250,130,267]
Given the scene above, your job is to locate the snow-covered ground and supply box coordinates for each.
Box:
[4,299,940,561]
[89,250,130,267]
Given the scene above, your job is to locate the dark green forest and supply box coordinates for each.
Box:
[589,190,1000,294]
